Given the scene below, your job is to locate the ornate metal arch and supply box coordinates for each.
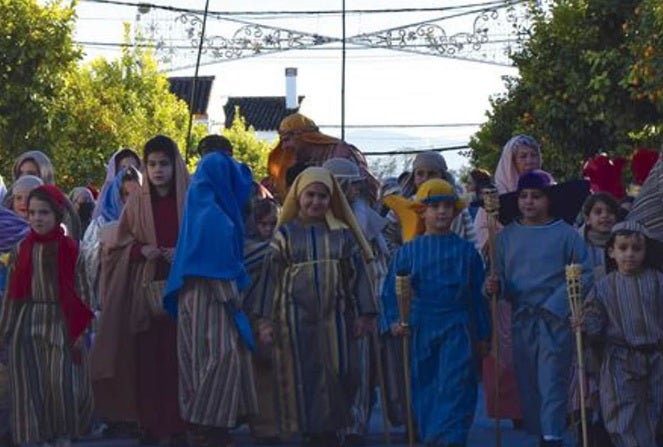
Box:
[133,0,536,70]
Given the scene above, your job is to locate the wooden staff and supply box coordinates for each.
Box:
[482,187,502,447]
[566,263,588,447]
[371,331,391,445]
[395,274,415,447]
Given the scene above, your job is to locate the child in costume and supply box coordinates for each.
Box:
[485,170,592,447]
[163,148,258,447]
[323,157,390,445]
[0,185,94,447]
[476,135,544,425]
[580,192,620,280]
[575,221,663,447]
[0,207,29,443]
[89,136,189,445]
[252,167,376,447]
[382,178,491,447]
[571,192,621,446]
[244,198,282,445]
[387,151,478,250]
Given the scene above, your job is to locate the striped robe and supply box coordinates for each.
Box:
[381,233,490,446]
[0,242,93,444]
[177,278,257,427]
[628,151,663,241]
[243,238,280,439]
[251,220,376,435]
[583,269,663,447]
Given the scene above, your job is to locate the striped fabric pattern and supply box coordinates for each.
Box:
[628,152,663,241]
[252,220,376,435]
[177,278,257,427]
[0,242,93,444]
[583,269,663,447]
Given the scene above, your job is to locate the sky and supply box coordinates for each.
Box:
[73,0,522,174]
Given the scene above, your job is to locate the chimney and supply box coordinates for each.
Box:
[285,67,298,110]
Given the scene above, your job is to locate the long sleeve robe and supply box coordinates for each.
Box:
[251,220,376,435]
[381,233,490,446]
[496,219,592,438]
[0,243,93,444]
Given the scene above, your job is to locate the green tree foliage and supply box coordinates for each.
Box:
[0,0,80,179]
[470,0,662,180]
[51,26,199,188]
[221,108,272,181]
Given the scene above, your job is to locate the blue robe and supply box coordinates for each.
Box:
[382,233,490,446]
[496,219,592,438]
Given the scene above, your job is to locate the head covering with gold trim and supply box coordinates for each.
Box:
[279,167,373,260]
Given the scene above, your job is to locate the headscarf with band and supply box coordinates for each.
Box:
[383,178,465,242]
[268,113,378,202]
[279,167,374,261]
[7,185,94,342]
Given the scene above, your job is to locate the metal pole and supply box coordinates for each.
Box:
[341,0,346,141]
[185,0,211,163]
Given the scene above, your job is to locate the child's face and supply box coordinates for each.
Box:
[514,146,541,174]
[585,201,616,233]
[121,180,140,204]
[28,198,58,235]
[422,201,455,234]
[18,160,40,178]
[413,168,442,189]
[517,188,550,224]
[609,233,646,275]
[256,212,277,240]
[12,191,30,218]
[146,152,174,190]
[118,155,139,172]
[297,182,330,221]
[345,181,362,203]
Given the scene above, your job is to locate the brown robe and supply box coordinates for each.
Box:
[88,151,189,421]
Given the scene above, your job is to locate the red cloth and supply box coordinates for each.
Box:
[136,316,187,437]
[582,154,627,200]
[128,191,179,279]
[632,148,660,185]
[7,225,93,343]
[150,191,179,280]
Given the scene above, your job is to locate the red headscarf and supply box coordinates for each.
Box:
[7,185,93,343]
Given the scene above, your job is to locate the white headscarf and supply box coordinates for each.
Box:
[493,135,541,194]
[475,135,542,250]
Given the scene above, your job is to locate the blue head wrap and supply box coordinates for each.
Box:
[163,152,254,318]
[98,167,141,223]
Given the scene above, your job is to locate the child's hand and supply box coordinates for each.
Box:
[484,275,500,295]
[353,316,376,338]
[390,322,409,337]
[569,313,584,332]
[160,248,175,263]
[141,245,161,261]
[258,321,274,345]
[476,340,490,358]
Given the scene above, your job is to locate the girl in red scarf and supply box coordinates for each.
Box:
[0,185,94,447]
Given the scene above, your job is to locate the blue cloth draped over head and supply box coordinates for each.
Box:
[98,167,128,223]
[163,152,254,318]
[0,207,29,252]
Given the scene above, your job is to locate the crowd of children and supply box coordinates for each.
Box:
[0,116,662,447]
